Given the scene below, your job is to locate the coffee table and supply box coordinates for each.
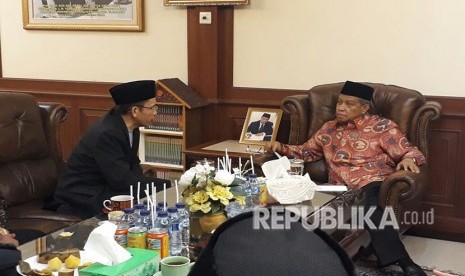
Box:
[18,187,358,265]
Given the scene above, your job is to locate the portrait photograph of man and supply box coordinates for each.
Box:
[240,108,282,145]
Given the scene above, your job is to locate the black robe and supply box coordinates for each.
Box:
[53,108,169,218]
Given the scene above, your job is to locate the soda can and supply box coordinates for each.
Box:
[147,228,169,259]
[127,226,147,249]
[114,224,129,247]
[259,183,268,207]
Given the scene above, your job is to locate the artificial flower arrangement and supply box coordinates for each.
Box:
[179,161,248,215]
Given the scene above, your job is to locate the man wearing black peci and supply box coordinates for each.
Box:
[266,81,427,276]
[51,80,169,219]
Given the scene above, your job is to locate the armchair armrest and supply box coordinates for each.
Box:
[281,94,310,145]
[39,103,69,171]
[379,168,426,217]
[411,101,441,158]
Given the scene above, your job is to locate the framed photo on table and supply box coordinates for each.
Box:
[239,107,283,146]
[22,0,144,31]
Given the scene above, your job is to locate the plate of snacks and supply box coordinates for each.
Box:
[17,248,93,276]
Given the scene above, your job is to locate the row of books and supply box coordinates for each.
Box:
[144,136,183,165]
[145,105,183,131]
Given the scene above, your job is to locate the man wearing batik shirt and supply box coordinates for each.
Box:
[266,81,427,276]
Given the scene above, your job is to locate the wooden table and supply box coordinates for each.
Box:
[184,139,268,172]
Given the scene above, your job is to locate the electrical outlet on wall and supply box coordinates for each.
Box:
[199,12,212,24]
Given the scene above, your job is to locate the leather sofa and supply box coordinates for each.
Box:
[0,92,81,243]
[265,82,441,257]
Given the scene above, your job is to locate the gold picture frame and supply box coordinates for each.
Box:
[22,0,144,31]
[164,0,249,6]
[239,107,283,146]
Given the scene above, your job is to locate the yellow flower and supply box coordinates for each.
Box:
[192,190,209,204]
[206,185,233,206]
[189,201,212,213]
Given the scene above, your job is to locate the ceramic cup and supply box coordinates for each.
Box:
[160,256,192,276]
[103,195,133,211]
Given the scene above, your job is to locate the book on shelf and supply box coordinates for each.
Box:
[145,105,183,131]
[144,135,183,165]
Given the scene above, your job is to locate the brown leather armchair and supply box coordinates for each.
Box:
[280,82,441,257]
[0,92,81,242]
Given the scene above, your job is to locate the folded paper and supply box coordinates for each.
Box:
[315,185,348,192]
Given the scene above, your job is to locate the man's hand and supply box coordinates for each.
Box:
[0,233,19,247]
[265,141,282,154]
[396,158,420,173]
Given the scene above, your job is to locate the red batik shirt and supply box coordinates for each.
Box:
[281,114,426,189]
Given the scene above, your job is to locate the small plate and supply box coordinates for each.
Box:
[16,251,91,276]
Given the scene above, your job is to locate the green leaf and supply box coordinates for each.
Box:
[210,201,221,213]
[229,185,246,196]
[231,177,245,186]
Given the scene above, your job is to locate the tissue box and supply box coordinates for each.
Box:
[79,248,159,276]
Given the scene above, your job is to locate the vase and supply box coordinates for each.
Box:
[198,212,227,233]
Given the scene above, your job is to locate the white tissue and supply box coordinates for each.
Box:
[266,173,318,204]
[83,222,131,266]
[261,156,291,180]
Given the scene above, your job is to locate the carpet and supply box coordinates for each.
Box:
[354,258,465,276]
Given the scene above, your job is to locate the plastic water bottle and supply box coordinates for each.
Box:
[242,175,254,210]
[134,204,145,216]
[243,175,252,197]
[249,173,260,207]
[137,209,152,228]
[167,207,182,256]
[176,202,190,257]
[121,208,138,227]
[154,211,170,232]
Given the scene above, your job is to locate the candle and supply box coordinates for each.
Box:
[163,183,167,210]
[250,155,254,174]
[137,182,140,204]
[175,179,179,201]
[130,185,134,208]
[239,157,242,177]
[151,182,155,210]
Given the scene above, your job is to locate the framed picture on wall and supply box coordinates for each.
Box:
[164,0,249,6]
[239,107,283,146]
[22,0,144,31]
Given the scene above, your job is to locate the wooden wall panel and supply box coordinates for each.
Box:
[0,5,464,242]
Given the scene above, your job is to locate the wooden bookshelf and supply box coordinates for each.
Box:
[138,78,208,182]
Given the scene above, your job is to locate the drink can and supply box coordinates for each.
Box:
[259,183,268,206]
[147,228,169,259]
[114,224,129,247]
[127,226,147,249]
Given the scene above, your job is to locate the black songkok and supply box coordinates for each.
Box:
[110,80,155,105]
[340,81,374,101]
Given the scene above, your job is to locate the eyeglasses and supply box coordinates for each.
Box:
[136,105,158,112]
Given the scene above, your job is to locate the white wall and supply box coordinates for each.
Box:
[234,0,465,97]
[0,1,188,83]
[3,1,465,97]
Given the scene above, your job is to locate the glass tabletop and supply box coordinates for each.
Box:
[18,187,357,261]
